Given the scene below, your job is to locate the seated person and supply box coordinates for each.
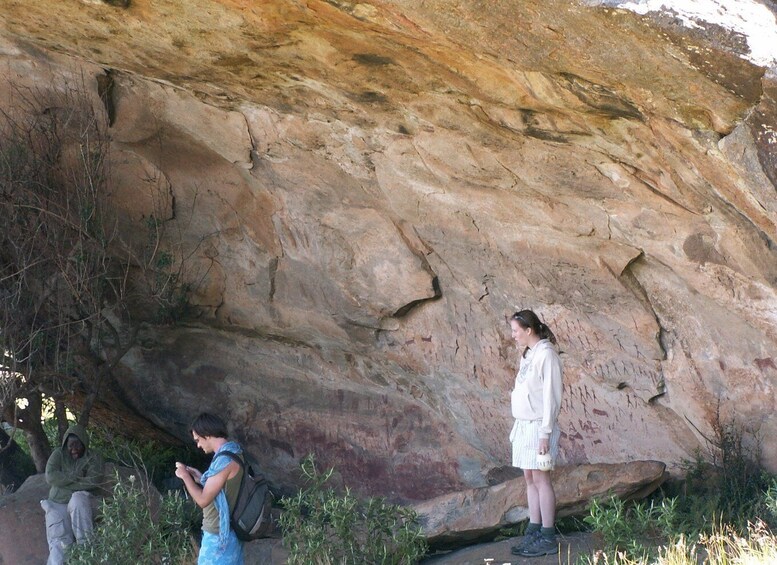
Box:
[41,423,104,565]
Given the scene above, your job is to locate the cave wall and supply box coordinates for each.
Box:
[1,0,776,501]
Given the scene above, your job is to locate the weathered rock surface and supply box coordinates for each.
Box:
[414,460,666,545]
[1,0,776,504]
[244,539,289,565]
[0,475,49,565]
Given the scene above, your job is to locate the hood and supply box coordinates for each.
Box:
[531,338,558,355]
[61,423,90,451]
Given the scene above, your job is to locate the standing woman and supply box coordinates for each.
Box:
[175,413,244,565]
[508,310,563,558]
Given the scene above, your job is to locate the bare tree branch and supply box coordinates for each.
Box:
[1,70,204,469]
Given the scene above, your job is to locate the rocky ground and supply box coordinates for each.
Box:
[248,532,600,564]
[422,532,598,565]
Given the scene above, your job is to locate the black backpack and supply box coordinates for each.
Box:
[215,450,275,541]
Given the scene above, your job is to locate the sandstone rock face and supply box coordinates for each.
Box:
[1,1,776,502]
[414,460,667,545]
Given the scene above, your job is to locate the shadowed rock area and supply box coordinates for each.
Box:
[414,460,666,545]
[1,0,776,512]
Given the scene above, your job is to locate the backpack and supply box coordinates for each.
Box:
[215,450,275,541]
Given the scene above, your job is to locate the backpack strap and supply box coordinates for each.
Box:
[214,451,246,490]
[213,451,246,515]
[214,450,244,468]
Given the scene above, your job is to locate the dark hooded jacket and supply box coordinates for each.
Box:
[45,424,104,504]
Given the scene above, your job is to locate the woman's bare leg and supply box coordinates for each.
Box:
[531,470,556,527]
[523,469,543,524]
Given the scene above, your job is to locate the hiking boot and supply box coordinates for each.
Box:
[510,529,542,555]
[515,534,560,557]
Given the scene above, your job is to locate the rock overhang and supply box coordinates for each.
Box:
[1,0,776,499]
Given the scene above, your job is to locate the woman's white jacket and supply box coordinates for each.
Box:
[510,339,563,439]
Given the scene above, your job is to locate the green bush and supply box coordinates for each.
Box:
[67,473,199,565]
[583,414,777,564]
[584,495,678,560]
[766,479,777,521]
[675,417,776,534]
[279,455,428,565]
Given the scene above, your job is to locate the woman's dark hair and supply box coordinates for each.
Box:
[511,309,557,354]
[190,413,229,439]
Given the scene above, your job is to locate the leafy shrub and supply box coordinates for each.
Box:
[676,416,775,534]
[584,495,678,560]
[583,413,777,564]
[765,479,777,522]
[67,473,199,565]
[279,455,428,565]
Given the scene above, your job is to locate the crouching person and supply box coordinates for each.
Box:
[41,424,104,565]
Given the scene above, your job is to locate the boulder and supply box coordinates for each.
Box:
[0,474,50,565]
[244,538,289,565]
[413,461,667,546]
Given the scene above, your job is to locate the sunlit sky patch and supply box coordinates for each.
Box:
[614,0,777,67]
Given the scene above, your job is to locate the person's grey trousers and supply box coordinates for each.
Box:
[40,491,94,565]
